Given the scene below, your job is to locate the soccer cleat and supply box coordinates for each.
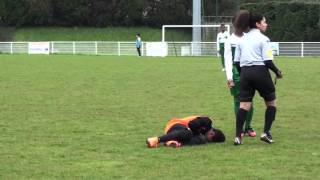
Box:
[260,132,274,144]
[245,128,257,137]
[146,137,159,148]
[234,136,243,145]
[165,141,181,148]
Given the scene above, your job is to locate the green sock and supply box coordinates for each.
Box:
[234,99,240,116]
[244,106,254,130]
[221,56,225,68]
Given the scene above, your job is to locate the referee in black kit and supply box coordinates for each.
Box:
[232,10,283,145]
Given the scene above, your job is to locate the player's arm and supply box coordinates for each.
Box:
[185,135,207,145]
[264,61,282,78]
[262,39,282,78]
[224,38,234,87]
[188,117,212,135]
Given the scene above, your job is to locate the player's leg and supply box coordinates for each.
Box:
[260,100,276,144]
[137,47,141,56]
[235,102,252,142]
[160,124,193,148]
[244,105,256,137]
[146,124,192,148]
[234,66,255,145]
[233,67,255,136]
[254,66,277,143]
[230,69,241,126]
[234,96,256,137]
[220,44,225,70]
[233,98,240,116]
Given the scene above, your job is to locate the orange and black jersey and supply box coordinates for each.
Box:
[164,116,213,135]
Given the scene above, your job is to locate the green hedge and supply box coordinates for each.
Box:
[0,0,192,27]
[241,2,320,41]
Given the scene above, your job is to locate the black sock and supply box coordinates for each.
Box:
[236,108,248,137]
[264,106,276,133]
[158,130,192,143]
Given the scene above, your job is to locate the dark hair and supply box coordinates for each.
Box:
[234,10,250,33]
[211,128,225,143]
[234,10,264,33]
[136,33,141,36]
[249,12,264,28]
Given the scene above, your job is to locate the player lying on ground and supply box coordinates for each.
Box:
[146,116,225,148]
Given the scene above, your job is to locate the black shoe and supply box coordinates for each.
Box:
[260,132,274,144]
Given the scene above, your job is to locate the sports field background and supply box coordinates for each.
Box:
[9,27,191,42]
[0,55,319,179]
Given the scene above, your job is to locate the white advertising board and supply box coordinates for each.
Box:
[28,42,50,55]
[146,42,168,57]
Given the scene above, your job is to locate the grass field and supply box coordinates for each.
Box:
[12,27,191,42]
[0,55,319,179]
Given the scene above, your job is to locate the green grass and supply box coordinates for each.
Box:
[0,55,319,179]
[13,27,191,41]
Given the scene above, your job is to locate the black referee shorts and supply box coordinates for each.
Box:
[239,65,276,102]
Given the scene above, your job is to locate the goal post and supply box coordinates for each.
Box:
[162,24,230,42]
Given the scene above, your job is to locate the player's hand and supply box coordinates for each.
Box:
[227,80,235,88]
[276,70,283,79]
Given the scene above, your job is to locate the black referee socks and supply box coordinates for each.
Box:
[236,108,248,137]
[264,106,277,133]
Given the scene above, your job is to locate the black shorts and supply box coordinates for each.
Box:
[239,65,276,102]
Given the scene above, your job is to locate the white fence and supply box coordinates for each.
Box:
[0,41,320,57]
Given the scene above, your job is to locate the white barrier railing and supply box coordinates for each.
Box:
[0,41,319,57]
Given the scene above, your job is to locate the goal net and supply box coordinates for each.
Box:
[162,24,230,56]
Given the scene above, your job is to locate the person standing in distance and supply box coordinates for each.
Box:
[233,11,283,145]
[217,24,230,71]
[224,11,256,138]
[135,33,142,57]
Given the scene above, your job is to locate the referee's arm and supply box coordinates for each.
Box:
[262,40,282,78]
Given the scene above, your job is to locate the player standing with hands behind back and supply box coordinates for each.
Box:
[233,11,283,145]
[135,33,142,57]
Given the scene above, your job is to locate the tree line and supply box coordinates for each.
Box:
[0,0,192,27]
[241,2,320,41]
[0,0,319,41]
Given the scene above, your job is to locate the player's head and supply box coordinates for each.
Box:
[234,10,250,33]
[249,12,268,32]
[220,24,226,32]
[136,33,141,37]
[205,128,225,143]
[234,10,267,33]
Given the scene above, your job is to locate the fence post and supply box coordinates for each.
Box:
[51,42,54,54]
[73,42,76,54]
[10,42,13,54]
[95,41,98,55]
[191,42,194,56]
[118,42,121,56]
[301,42,304,58]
